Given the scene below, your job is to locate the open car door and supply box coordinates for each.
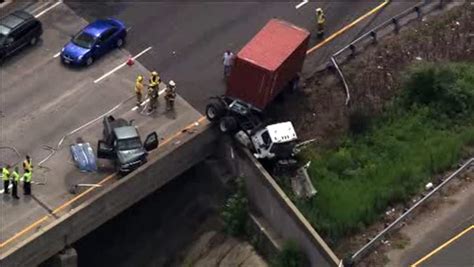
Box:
[144,132,159,151]
[97,140,116,159]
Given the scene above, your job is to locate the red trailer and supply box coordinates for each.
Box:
[206,19,310,136]
[226,19,310,110]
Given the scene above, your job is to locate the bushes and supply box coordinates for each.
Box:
[297,63,474,242]
[221,179,249,237]
[272,241,307,267]
[402,63,474,119]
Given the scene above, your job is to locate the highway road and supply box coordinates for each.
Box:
[403,181,474,267]
[66,0,418,112]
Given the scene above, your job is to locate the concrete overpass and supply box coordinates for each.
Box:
[1,121,219,266]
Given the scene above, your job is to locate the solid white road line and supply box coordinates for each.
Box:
[53,52,61,58]
[295,0,309,9]
[34,1,63,18]
[131,88,166,111]
[94,46,153,84]
[29,1,51,15]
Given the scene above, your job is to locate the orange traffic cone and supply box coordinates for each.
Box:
[126,56,134,66]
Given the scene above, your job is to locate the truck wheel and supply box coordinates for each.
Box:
[206,102,224,122]
[219,116,237,133]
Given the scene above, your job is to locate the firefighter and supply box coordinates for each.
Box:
[23,155,33,173]
[165,80,177,111]
[147,71,161,112]
[2,165,10,194]
[11,166,20,199]
[316,8,326,38]
[23,169,32,195]
[135,74,145,107]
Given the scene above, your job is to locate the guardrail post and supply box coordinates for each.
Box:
[349,44,356,57]
[392,18,400,34]
[439,0,444,9]
[414,6,422,19]
[370,31,377,44]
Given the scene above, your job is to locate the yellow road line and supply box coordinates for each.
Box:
[411,225,474,267]
[306,0,390,55]
[0,216,50,249]
[0,116,206,250]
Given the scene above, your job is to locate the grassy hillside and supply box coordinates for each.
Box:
[297,63,474,242]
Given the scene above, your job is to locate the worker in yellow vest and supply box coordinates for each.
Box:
[135,74,145,107]
[316,8,326,38]
[23,155,33,173]
[147,71,161,112]
[11,167,20,199]
[2,165,11,194]
[23,169,32,195]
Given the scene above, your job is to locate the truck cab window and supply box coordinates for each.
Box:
[261,131,272,148]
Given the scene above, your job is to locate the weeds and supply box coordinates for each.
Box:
[272,241,307,267]
[221,178,249,237]
[297,63,474,242]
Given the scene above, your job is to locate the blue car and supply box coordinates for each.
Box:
[61,18,126,66]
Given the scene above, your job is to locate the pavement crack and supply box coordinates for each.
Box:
[31,194,59,219]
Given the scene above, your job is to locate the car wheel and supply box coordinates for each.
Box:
[86,57,94,66]
[30,37,38,46]
[116,38,124,48]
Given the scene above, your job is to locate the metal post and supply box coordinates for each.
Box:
[370,31,377,43]
[349,44,356,56]
[414,6,422,19]
[392,18,400,34]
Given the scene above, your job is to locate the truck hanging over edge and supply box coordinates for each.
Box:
[206,19,310,167]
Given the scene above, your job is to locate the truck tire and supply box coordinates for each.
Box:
[219,116,237,133]
[206,102,225,122]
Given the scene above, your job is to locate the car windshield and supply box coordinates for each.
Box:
[72,31,96,49]
[117,137,142,151]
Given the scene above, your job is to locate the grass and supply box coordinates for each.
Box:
[295,63,474,242]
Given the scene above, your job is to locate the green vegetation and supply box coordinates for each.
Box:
[221,178,249,237]
[272,241,306,267]
[298,63,474,242]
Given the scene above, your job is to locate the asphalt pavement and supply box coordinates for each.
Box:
[402,183,474,267]
[66,1,419,113]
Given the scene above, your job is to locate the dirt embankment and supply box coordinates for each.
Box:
[268,2,473,143]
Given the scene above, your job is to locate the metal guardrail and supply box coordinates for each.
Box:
[330,0,453,106]
[347,157,474,265]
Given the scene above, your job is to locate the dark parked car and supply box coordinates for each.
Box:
[0,11,42,61]
[60,18,127,66]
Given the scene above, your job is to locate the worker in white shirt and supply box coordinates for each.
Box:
[223,50,234,78]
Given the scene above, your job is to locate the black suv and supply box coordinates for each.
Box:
[0,11,42,61]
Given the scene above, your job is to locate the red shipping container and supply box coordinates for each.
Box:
[226,19,310,110]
